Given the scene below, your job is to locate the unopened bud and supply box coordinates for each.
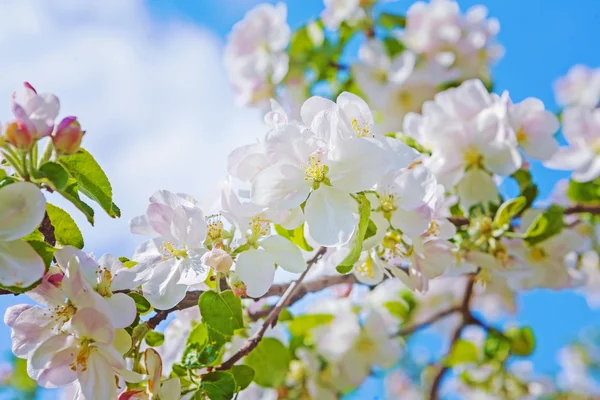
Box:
[4,121,34,150]
[53,116,84,155]
[201,248,233,273]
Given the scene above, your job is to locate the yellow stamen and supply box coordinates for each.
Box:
[351,118,372,138]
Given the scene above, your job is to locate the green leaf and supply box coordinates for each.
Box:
[379,12,406,29]
[182,324,227,368]
[127,293,152,314]
[382,36,406,58]
[171,364,188,377]
[483,332,511,361]
[444,340,479,366]
[523,205,565,246]
[145,331,165,347]
[59,149,120,218]
[288,314,334,336]
[57,178,95,225]
[123,261,138,269]
[364,219,378,241]
[230,365,255,391]
[9,357,37,393]
[383,300,410,321]
[567,179,600,204]
[336,194,370,274]
[199,290,244,337]
[244,338,290,388]
[511,169,538,210]
[35,162,69,190]
[494,196,526,228]
[507,327,535,356]
[26,240,55,269]
[46,203,84,249]
[201,371,236,400]
[274,224,313,251]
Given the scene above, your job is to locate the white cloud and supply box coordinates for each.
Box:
[0,0,265,256]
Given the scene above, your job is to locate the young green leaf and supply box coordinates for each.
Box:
[506,326,535,356]
[494,196,526,228]
[59,149,120,218]
[127,293,152,314]
[57,178,95,225]
[201,371,236,400]
[199,290,244,337]
[336,194,370,274]
[145,331,165,347]
[35,162,69,190]
[46,203,84,249]
[444,340,479,366]
[230,365,255,391]
[274,224,313,251]
[523,205,565,246]
[379,12,407,29]
[244,338,291,388]
[288,314,334,336]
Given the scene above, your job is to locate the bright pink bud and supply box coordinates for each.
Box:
[23,82,37,94]
[4,121,34,150]
[52,116,84,155]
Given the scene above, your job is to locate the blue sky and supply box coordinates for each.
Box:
[1,0,599,398]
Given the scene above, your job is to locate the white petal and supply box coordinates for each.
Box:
[0,240,45,288]
[100,254,151,291]
[144,348,162,393]
[395,165,437,210]
[30,334,75,370]
[227,143,269,182]
[522,136,558,161]
[9,305,58,357]
[141,260,187,310]
[235,249,275,298]
[544,147,592,171]
[105,293,137,329]
[112,329,132,356]
[71,308,114,344]
[328,138,388,193]
[78,351,119,400]
[251,163,311,209]
[483,144,522,176]
[35,350,78,388]
[259,235,306,273]
[573,156,600,182]
[457,169,498,209]
[129,214,155,236]
[159,378,181,400]
[390,206,431,238]
[54,246,98,286]
[0,182,46,241]
[305,187,357,247]
[301,96,335,127]
[169,205,206,248]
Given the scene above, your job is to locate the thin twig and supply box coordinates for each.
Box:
[215,247,327,371]
[39,212,56,246]
[394,306,461,337]
[429,275,477,400]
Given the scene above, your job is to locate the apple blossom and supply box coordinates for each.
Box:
[131,190,208,309]
[545,106,600,182]
[224,3,290,107]
[53,116,85,155]
[0,182,46,289]
[119,349,180,400]
[554,65,600,108]
[29,308,145,400]
[10,82,59,140]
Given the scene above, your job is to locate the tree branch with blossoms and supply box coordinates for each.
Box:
[2,0,600,399]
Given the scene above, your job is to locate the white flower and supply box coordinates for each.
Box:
[545,106,600,182]
[235,235,305,297]
[402,0,503,80]
[309,299,360,363]
[321,0,361,30]
[224,3,290,107]
[29,308,145,400]
[252,98,388,246]
[508,97,560,160]
[554,65,600,108]
[54,247,149,328]
[11,82,60,139]
[574,251,600,308]
[0,182,46,289]
[131,190,208,309]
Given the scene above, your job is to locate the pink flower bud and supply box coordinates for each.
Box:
[4,120,34,150]
[201,248,233,273]
[52,116,84,155]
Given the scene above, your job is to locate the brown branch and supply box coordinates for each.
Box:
[39,212,56,246]
[215,247,327,371]
[394,306,461,337]
[429,274,477,400]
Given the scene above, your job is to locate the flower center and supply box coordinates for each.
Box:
[162,242,188,260]
[53,302,76,324]
[351,119,372,138]
[96,267,113,297]
[302,149,330,189]
[515,127,527,144]
[397,91,414,110]
[528,247,547,263]
[71,339,92,372]
[355,256,375,279]
[249,216,270,240]
[206,214,225,243]
[463,146,483,168]
[356,335,376,353]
